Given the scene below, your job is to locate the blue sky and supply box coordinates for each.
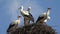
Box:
[0,0,60,34]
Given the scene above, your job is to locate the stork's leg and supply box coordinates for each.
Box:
[28,20,30,24]
[24,18,31,26]
[24,18,28,26]
[24,18,26,26]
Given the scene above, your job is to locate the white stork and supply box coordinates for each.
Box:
[7,16,21,32]
[19,6,34,26]
[36,8,51,24]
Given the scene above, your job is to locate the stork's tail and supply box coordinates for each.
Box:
[7,29,9,33]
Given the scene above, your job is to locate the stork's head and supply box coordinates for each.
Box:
[48,8,51,10]
[27,6,31,11]
[28,7,31,9]
[17,16,21,19]
[19,6,23,11]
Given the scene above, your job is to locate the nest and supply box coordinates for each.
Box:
[7,23,56,34]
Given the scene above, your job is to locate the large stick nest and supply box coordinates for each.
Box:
[7,23,56,34]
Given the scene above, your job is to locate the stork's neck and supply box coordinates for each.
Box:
[17,18,20,24]
[20,6,24,11]
[18,18,20,20]
[20,8,23,11]
[48,10,50,12]
[47,9,50,15]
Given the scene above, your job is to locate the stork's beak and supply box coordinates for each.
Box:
[18,5,23,10]
[48,8,51,10]
[18,7,21,10]
[19,16,21,17]
[18,16,21,18]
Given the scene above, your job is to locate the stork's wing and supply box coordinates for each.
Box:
[24,13,34,22]
[24,13,33,18]
[29,13,34,22]
[36,16,44,23]
[7,24,15,32]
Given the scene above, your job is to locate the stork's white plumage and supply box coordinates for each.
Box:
[7,16,21,32]
[20,6,29,15]
[36,8,51,23]
[43,8,51,22]
[11,16,21,24]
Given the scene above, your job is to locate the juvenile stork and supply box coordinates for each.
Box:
[36,8,51,24]
[7,16,21,32]
[19,6,34,26]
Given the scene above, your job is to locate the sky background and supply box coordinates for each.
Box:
[0,0,60,34]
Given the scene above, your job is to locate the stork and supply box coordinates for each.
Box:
[7,16,21,32]
[19,6,34,26]
[36,8,51,24]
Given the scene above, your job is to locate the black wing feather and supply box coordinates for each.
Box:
[7,24,15,32]
[36,16,44,23]
[24,13,34,22]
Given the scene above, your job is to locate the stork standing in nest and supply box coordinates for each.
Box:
[7,16,21,33]
[36,8,51,25]
[19,6,34,26]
